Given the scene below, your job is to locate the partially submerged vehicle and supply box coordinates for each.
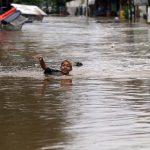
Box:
[11,3,47,22]
[0,1,46,31]
[0,0,27,31]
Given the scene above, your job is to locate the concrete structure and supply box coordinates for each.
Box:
[67,0,85,16]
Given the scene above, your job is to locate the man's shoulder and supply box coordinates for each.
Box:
[44,67,61,76]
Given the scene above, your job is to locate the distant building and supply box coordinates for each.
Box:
[67,0,150,22]
[67,0,84,16]
[67,0,126,17]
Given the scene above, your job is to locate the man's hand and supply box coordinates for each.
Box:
[34,55,43,62]
[34,55,47,70]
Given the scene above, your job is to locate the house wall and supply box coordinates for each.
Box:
[66,0,82,15]
[66,0,149,21]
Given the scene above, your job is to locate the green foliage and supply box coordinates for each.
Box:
[13,0,66,6]
[13,0,43,6]
[13,0,67,14]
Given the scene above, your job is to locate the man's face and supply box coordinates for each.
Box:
[60,61,72,75]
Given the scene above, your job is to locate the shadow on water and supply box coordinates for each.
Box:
[0,77,74,150]
[0,17,150,150]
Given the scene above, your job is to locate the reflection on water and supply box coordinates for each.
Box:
[0,17,150,150]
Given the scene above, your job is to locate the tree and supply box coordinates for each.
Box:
[13,0,69,14]
[13,0,43,6]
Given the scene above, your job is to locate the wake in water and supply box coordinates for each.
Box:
[0,66,150,80]
[0,69,43,79]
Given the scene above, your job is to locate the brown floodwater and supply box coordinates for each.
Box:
[0,16,150,150]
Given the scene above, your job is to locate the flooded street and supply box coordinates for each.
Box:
[0,16,150,150]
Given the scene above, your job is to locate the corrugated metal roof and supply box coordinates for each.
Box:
[11,3,47,16]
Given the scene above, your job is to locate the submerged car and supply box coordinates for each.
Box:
[0,7,27,30]
[0,0,27,31]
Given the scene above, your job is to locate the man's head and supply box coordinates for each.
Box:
[60,60,72,75]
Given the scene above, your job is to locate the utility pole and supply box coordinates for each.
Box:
[129,0,132,21]
[45,0,49,14]
[86,0,88,17]
[129,0,135,22]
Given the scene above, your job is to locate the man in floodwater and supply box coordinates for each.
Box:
[37,56,73,76]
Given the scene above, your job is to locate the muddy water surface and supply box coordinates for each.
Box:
[0,17,150,150]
